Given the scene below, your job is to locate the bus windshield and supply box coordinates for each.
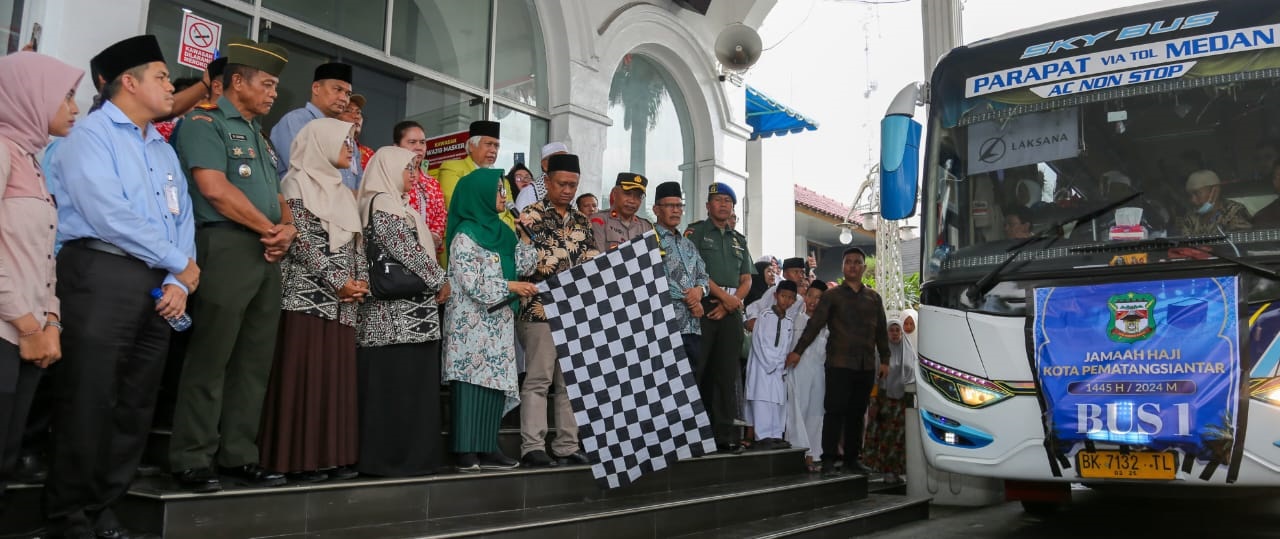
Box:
[921,3,1280,285]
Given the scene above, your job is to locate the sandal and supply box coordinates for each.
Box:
[739,439,754,450]
[807,462,822,473]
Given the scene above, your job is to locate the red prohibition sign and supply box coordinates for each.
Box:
[187,22,215,48]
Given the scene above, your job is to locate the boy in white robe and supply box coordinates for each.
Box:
[746,280,798,449]
[786,280,828,470]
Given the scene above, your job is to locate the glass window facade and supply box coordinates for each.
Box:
[493,0,546,109]
[603,54,694,218]
[405,76,483,140]
[144,0,548,175]
[391,0,491,89]
[262,0,385,49]
[1,0,22,54]
[494,103,548,173]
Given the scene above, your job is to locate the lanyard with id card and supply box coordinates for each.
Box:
[164,173,181,215]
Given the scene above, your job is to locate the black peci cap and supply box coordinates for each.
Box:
[469,120,500,139]
[546,153,580,174]
[654,181,682,200]
[92,35,165,84]
[314,62,352,83]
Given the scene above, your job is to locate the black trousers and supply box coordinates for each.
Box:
[43,245,169,534]
[822,367,876,463]
[0,341,43,499]
[694,312,743,445]
[680,333,701,371]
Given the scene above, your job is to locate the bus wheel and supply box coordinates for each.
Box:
[1020,500,1062,516]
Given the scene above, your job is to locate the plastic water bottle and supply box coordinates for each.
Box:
[151,288,192,332]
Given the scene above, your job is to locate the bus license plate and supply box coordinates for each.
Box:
[1076,450,1177,480]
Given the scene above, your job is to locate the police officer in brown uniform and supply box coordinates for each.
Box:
[589,172,653,251]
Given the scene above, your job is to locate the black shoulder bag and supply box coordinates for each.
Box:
[365,193,430,299]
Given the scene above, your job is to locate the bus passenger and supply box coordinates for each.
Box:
[1179,170,1251,236]
[1003,206,1033,239]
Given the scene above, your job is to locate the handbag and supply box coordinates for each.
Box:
[365,194,429,300]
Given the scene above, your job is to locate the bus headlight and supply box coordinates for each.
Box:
[920,356,1013,409]
[1249,377,1280,405]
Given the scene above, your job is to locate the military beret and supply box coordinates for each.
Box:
[92,35,165,84]
[616,172,647,192]
[469,120,500,139]
[782,257,805,270]
[314,62,352,83]
[654,181,682,200]
[708,182,737,204]
[546,153,580,174]
[224,38,289,77]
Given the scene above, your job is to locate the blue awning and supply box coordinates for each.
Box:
[745,85,819,140]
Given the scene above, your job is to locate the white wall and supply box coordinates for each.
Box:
[22,0,148,114]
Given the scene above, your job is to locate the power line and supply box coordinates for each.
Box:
[762,0,818,51]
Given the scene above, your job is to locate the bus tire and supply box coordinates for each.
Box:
[1020,500,1061,516]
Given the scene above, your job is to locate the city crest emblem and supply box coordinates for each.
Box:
[1108,292,1156,343]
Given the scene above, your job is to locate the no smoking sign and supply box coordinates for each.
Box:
[178,11,221,70]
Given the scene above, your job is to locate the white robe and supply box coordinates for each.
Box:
[786,312,827,460]
[746,308,792,402]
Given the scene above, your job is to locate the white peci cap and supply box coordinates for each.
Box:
[541,142,569,159]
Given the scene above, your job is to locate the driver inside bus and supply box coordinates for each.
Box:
[1003,206,1033,239]
[1179,170,1252,236]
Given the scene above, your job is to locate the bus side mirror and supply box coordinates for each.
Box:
[881,114,921,220]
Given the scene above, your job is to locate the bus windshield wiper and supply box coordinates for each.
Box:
[967,192,1142,303]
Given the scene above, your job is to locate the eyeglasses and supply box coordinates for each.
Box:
[344,137,356,152]
[656,203,686,209]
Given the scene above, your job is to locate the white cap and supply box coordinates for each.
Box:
[541,142,569,159]
[1185,170,1221,192]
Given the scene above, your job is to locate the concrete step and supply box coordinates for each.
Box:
[108,448,815,538]
[669,494,931,539]
[252,473,868,538]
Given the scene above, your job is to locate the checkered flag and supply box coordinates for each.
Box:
[538,231,716,489]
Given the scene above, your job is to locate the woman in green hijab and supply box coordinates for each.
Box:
[442,168,538,472]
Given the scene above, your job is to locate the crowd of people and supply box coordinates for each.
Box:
[0,35,916,539]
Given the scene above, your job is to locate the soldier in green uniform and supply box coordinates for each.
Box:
[684,182,754,453]
[168,38,291,492]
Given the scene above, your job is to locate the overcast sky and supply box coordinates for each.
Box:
[749,0,1156,206]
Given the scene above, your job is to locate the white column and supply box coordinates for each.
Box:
[549,60,613,201]
[745,138,764,252]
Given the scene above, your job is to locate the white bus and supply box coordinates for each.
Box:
[879,0,1280,509]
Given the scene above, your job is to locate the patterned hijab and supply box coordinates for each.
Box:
[447,168,517,300]
[280,118,360,252]
[359,146,435,256]
[0,52,83,154]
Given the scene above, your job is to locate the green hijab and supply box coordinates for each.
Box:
[447,168,518,289]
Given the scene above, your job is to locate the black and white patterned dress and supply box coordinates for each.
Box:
[355,210,448,347]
